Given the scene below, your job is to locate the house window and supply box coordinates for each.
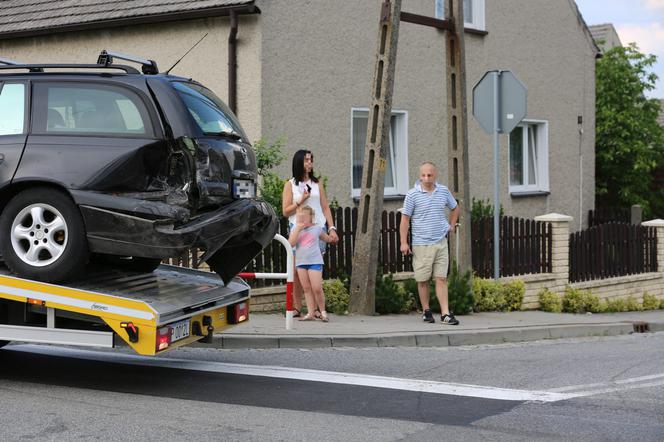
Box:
[508,121,549,193]
[351,109,408,197]
[435,0,485,31]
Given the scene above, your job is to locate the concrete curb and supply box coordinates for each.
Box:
[195,322,643,350]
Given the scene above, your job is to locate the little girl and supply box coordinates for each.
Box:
[288,205,334,321]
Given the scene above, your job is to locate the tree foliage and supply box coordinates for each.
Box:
[253,138,286,216]
[595,43,664,217]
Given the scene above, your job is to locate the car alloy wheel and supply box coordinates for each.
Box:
[10,203,69,267]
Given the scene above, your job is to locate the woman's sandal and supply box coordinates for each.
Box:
[314,309,322,319]
[298,313,316,321]
[292,308,301,318]
[320,311,329,322]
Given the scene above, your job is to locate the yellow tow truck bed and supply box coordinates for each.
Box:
[0,263,250,355]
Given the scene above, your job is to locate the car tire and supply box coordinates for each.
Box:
[0,188,89,283]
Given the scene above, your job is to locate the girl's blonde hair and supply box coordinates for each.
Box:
[298,205,316,223]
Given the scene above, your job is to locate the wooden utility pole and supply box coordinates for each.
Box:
[445,0,472,273]
[349,0,401,315]
[350,0,472,314]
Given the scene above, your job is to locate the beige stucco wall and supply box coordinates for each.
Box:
[0,15,263,141]
[465,0,596,231]
[257,0,596,230]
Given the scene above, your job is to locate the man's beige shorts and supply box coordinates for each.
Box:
[412,239,449,282]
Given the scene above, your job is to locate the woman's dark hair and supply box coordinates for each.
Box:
[291,149,318,185]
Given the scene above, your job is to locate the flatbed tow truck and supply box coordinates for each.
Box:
[0,263,250,356]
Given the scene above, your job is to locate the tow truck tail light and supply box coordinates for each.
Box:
[156,326,171,351]
[228,301,248,324]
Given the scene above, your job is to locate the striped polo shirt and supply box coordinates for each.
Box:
[402,181,457,245]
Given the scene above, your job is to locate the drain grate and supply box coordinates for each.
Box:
[632,321,650,333]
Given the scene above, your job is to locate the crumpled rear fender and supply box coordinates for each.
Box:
[81,198,278,283]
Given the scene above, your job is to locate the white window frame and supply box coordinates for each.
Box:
[350,108,409,198]
[507,119,549,194]
[435,0,485,31]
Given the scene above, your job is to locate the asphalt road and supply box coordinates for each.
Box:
[1,333,664,441]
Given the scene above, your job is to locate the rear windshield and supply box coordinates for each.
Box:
[172,81,247,141]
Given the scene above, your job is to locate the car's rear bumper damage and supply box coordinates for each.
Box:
[74,191,278,283]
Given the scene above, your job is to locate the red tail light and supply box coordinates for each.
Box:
[155,326,171,351]
[228,301,249,324]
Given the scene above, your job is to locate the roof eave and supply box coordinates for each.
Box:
[0,3,260,41]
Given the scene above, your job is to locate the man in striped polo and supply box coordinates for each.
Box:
[400,162,461,325]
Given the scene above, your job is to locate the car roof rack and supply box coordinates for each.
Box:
[97,50,159,75]
[0,56,45,72]
[0,63,139,74]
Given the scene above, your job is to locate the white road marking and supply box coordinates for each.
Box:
[7,344,573,403]
[550,372,664,398]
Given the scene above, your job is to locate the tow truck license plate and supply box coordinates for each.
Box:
[170,319,190,342]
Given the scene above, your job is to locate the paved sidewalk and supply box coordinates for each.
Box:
[203,310,664,350]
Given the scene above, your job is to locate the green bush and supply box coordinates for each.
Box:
[562,287,602,313]
[471,277,523,312]
[502,280,525,311]
[606,298,628,312]
[625,296,643,312]
[470,197,504,220]
[642,292,660,310]
[538,288,562,313]
[375,273,415,314]
[472,278,502,312]
[660,298,664,310]
[324,279,350,315]
[447,262,474,315]
[403,263,474,315]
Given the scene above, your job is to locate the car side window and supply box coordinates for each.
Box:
[0,83,25,136]
[33,83,152,136]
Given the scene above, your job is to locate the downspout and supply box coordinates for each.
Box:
[228,10,238,114]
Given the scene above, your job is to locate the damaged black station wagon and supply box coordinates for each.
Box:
[0,51,278,283]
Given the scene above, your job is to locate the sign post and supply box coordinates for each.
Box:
[472,70,527,279]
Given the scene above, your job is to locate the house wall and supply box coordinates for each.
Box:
[0,15,263,141]
[257,0,446,207]
[257,0,596,230]
[465,0,596,231]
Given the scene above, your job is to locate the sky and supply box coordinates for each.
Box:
[575,0,664,98]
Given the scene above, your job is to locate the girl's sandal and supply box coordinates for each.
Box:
[298,313,316,321]
[320,311,329,322]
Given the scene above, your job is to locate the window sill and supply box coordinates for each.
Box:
[465,27,488,36]
[352,194,406,203]
[510,190,550,198]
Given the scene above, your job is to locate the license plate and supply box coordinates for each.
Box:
[170,319,190,342]
[233,179,255,198]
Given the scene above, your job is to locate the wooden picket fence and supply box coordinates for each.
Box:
[239,207,413,287]
[569,222,658,283]
[167,208,556,284]
[471,216,552,278]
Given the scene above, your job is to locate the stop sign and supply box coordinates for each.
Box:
[472,70,527,134]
